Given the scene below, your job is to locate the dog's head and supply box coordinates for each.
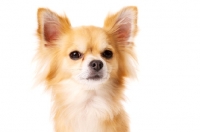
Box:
[36,7,137,89]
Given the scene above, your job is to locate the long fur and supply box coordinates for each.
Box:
[35,6,138,132]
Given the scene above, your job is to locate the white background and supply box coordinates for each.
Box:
[0,0,200,132]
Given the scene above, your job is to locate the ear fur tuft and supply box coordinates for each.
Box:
[104,6,138,45]
[37,8,71,47]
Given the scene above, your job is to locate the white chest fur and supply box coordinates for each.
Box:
[70,91,109,132]
[54,81,119,132]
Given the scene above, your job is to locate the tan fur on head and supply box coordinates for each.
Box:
[35,6,137,132]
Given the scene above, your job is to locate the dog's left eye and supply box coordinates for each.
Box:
[69,51,82,60]
[102,50,113,59]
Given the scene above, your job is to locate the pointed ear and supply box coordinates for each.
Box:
[103,6,137,45]
[37,8,71,47]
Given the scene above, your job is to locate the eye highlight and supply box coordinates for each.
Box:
[102,50,113,59]
[69,51,82,60]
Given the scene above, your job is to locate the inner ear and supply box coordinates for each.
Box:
[41,10,61,44]
[44,22,60,43]
[115,17,132,42]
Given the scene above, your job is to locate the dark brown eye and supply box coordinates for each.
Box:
[102,50,113,59]
[69,51,82,60]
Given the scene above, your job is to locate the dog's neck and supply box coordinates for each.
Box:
[51,79,124,132]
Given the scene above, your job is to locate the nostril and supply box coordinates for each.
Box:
[92,63,96,68]
[89,60,103,71]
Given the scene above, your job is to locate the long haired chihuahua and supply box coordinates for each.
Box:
[36,6,137,132]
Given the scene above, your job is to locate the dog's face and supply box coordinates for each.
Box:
[63,27,117,86]
[36,7,137,88]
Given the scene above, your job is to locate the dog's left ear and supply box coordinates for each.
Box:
[103,6,137,46]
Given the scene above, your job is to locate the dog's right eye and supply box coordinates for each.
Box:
[69,51,82,60]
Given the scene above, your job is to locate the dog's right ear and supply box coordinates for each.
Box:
[37,8,71,47]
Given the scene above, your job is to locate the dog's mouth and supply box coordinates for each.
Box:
[77,71,109,86]
[86,74,103,80]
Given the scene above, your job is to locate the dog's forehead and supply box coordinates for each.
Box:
[71,26,110,52]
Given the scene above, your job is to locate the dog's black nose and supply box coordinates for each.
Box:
[89,60,103,71]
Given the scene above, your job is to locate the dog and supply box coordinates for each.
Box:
[35,6,137,132]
